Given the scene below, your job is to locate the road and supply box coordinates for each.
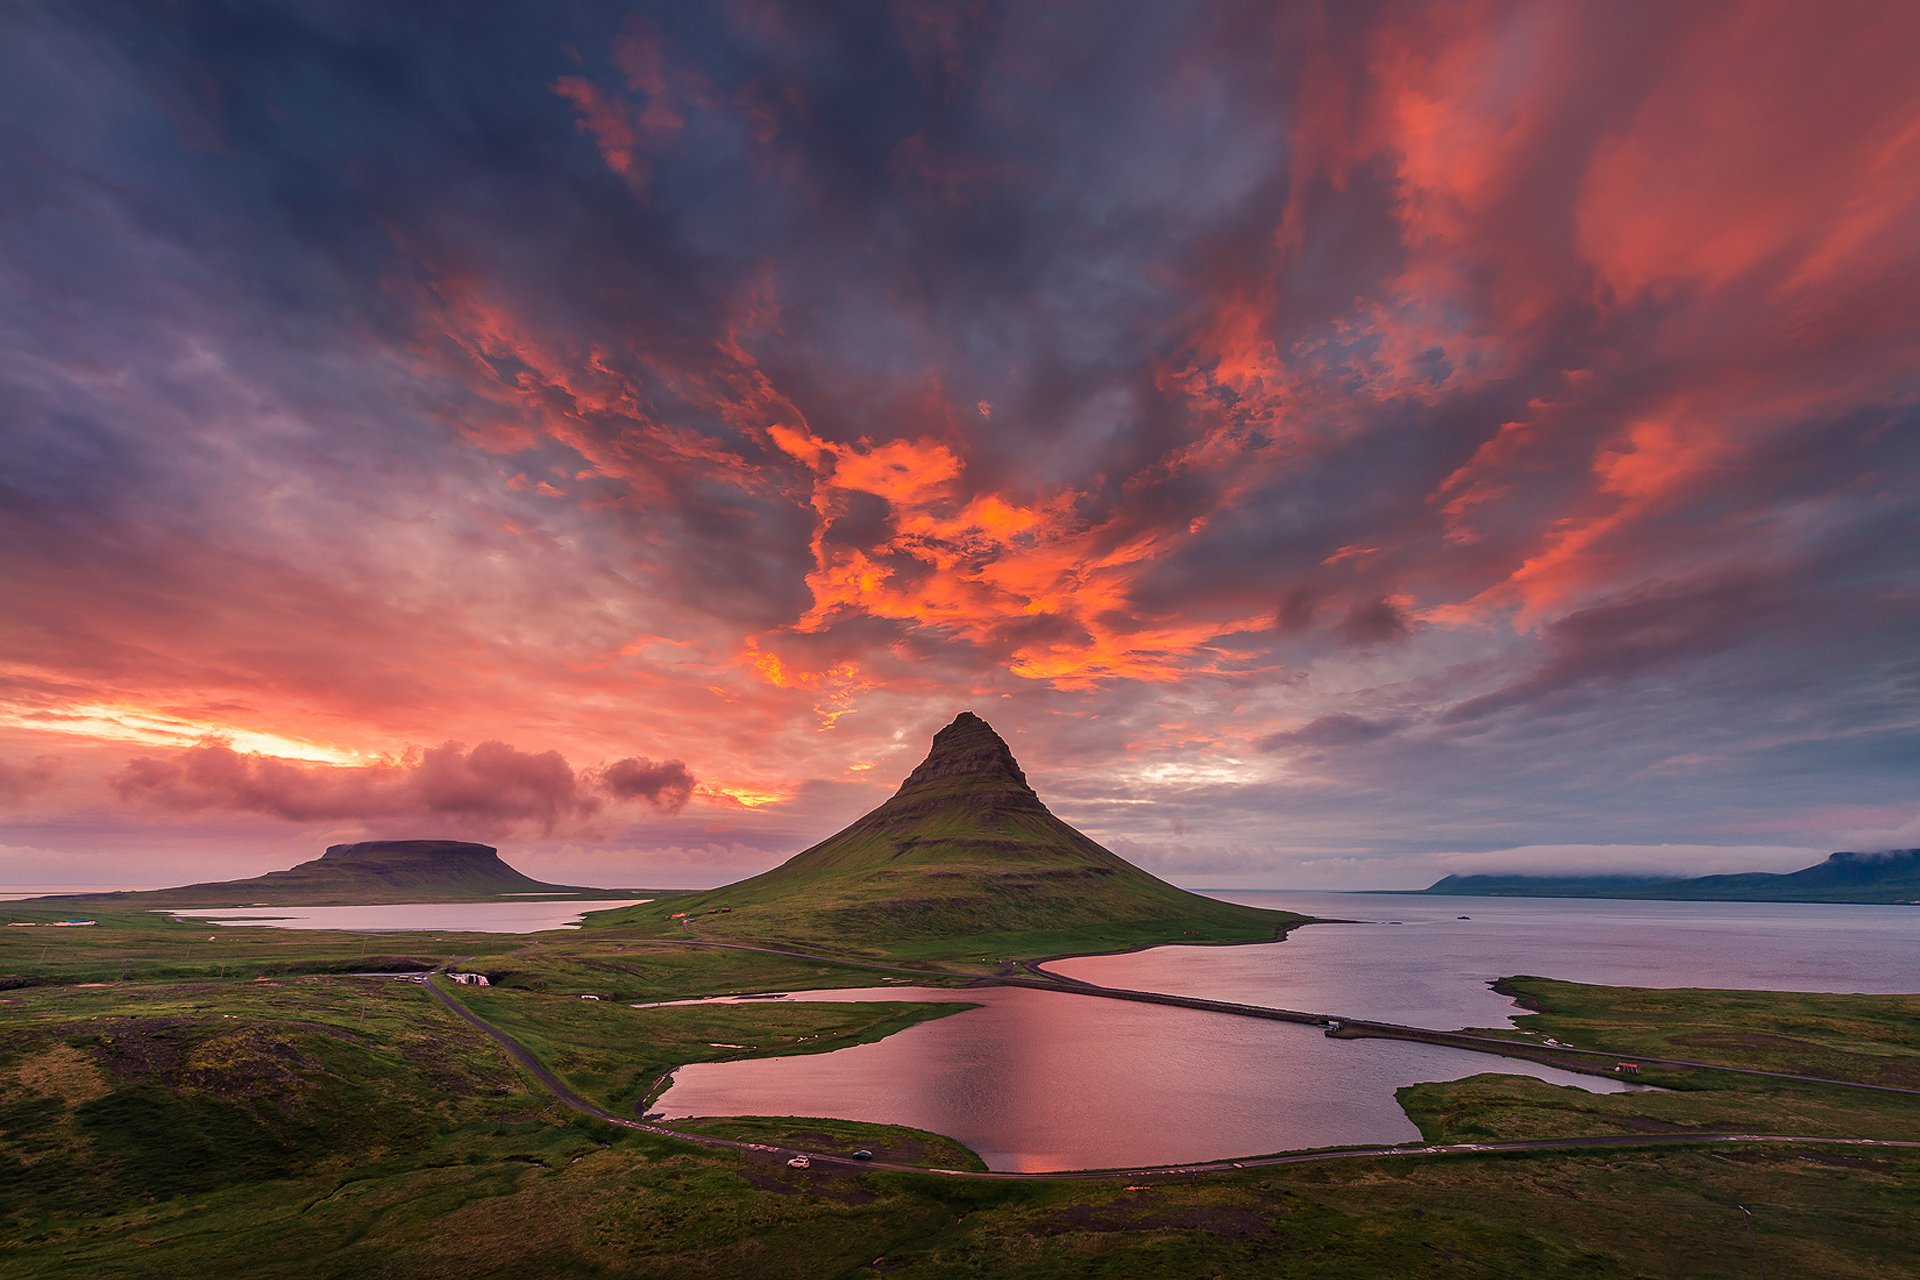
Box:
[527,934,1920,1099]
[422,976,1920,1182]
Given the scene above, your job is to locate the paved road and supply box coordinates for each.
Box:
[422,977,1920,1182]
[473,934,1920,1098]
[1006,970,1920,1098]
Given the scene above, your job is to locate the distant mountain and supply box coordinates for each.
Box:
[605,711,1300,957]
[1420,849,1920,904]
[45,840,641,906]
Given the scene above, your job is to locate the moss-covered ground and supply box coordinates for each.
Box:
[3,911,1918,1277]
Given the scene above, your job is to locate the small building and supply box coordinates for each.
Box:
[1615,1061,1640,1074]
[448,972,490,986]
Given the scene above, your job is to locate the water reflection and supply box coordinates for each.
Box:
[1051,892,1920,1029]
[652,986,1638,1172]
[161,900,649,933]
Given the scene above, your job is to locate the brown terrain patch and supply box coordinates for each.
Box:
[1050,1201,1274,1240]
[727,1152,880,1204]
[15,1041,111,1106]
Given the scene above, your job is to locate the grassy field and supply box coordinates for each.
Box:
[1399,977,1920,1150]
[673,1115,990,1171]
[448,983,975,1115]
[4,917,1919,1277]
[1486,976,1920,1085]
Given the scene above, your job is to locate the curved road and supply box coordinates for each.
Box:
[422,977,1920,1182]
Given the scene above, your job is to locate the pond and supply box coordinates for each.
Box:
[651,984,1641,1172]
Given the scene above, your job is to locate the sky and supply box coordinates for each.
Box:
[2,1,1917,892]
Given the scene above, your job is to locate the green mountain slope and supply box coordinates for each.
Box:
[606,712,1302,959]
[1420,848,1920,904]
[44,840,641,907]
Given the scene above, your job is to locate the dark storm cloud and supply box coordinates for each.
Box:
[2,2,1918,884]
[595,756,696,814]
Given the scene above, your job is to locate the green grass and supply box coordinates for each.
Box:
[1482,975,1920,1085]
[447,934,971,1000]
[673,1115,989,1171]
[446,984,977,1116]
[593,813,1304,964]
[1399,976,1920,1150]
[5,931,1920,1277]
[1401,1070,1920,1144]
[586,713,1310,962]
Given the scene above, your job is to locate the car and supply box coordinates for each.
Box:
[786,1154,811,1169]
[850,1149,874,1161]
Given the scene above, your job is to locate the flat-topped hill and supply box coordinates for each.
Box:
[45,839,641,907]
[604,712,1304,959]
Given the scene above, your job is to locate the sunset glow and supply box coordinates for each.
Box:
[2,3,1915,890]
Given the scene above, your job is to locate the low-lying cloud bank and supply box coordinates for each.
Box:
[1427,844,1825,880]
[111,740,695,834]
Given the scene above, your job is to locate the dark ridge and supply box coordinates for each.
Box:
[1420,848,1920,904]
[887,711,1041,804]
[320,840,503,863]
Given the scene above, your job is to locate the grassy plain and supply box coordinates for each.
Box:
[1488,975,1920,1085]
[450,984,975,1116]
[1400,977,1920,1147]
[3,909,1919,1278]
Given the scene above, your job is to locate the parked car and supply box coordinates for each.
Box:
[786,1154,810,1170]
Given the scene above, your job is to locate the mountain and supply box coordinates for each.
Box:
[609,711,1302,958]
[1420,849,1920,904]
[46,840,640,907]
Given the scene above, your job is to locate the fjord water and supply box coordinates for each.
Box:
[1052,892,1920,1029]
[162,900,649,932]
[653,985,1640,1172]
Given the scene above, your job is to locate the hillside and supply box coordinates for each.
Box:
[1420,849,1920,904]
[603,711,1304,959]
[43,840,644,907]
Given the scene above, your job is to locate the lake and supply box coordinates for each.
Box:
[161,900,649,933]
[1048,892,1920,1030]
[651,984,1641,1172]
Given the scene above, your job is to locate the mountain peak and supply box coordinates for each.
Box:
[631,707,1293,951]
[888,711,1039,807]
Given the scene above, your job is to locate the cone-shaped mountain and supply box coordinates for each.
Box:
[633,712,1301,958]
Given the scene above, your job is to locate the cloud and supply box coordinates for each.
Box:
[1431,844,1823,879]
[0,2,1916,886]
[1261,714,1404,751]
[109,741,697,833]
[0,756,61,802]
[1337,597,1412,648]
[595,756,696,814]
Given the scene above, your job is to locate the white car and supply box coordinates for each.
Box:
[787,1154,811,1170]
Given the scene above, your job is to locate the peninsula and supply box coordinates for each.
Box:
[1419,847,1920,905]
